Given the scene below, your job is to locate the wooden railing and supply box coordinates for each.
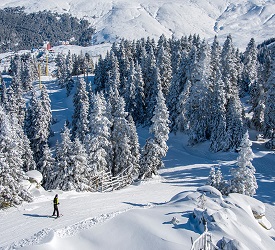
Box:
[89,167,133,192]
[191,223,219,250]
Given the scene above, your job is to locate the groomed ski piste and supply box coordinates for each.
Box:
[0,55,275,249]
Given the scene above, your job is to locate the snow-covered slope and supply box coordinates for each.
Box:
[1,0,275,49]
[0,125,275,250]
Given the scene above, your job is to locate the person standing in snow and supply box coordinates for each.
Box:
[52,194,60,217]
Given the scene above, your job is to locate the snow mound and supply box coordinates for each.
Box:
[26,170,43,185]
[187,187,275,249]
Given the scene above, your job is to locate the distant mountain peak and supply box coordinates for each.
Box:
[0,0,274,50]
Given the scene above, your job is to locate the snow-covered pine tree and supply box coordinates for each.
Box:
[251,46,270,131]
[226,96,246,151]
[66,50,73,78]
[175,45,200,133]
[220,35,239,101]
[208,37,229,151]
[185,42,211,145]
[0,106,32,208]
[40,85,52,136]
[126,115,141,176]
[85,92,111,176]
[139,138,164,179]
[142,46,158,124]
[251,83,265,131]
[72,78,89,142]
[263,58,275,149]
[132,62,145,124]
[20,54,36,91]
[55,53,67,87]
[0,77,8,107]
[101,51,121,102]
[241,38,258,96]
[108,86,137,176]
[25,87,52,167]
[156,36,172,97]
[70,137,91,191]
[220,35,246,151]
[9,54,21,77]
[38,143,56,190]
[207,166,224,192]
[51,125,74,191]
[209,70,228,152]
[139,84,169,179]
[117,40,131,97]
[21,133,36,172]
[6,76,26,127]
[124,60,137,115]
[94,55,107,93]
[175,79,192,132]
[62,51,74,96]
[150,84,170,149]
[168,51,188,131]
[170,36,182,76]
[24,88,38,146]
[229,131,258,196]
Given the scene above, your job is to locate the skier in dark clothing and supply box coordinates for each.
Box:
[52,194,60,217]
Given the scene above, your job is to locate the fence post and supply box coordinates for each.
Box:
[101,171,104,192]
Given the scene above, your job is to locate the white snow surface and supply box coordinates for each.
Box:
[1,0,275,49]
[0,72,275,249]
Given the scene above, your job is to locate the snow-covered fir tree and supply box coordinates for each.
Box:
[139,84,169,179]
[219,35,246,151]
[40,85,52,136]
[142,46,159,124]
[70,137,91,191]
[229,131,258,196]
[0,106,32,208]
[38,143,56,189]
[209,71,228,152]
[25,87,52,167]
[185,42,212,145]
[0,77,8,107]
[132,62,145,124]
[207,166,224,192]
[72,78,89,142]
[9,54,21,77]
[156,36,172,97]
[208,37,228,152]
[226,96,246,151]
[20,54,36,91]
[124,60,137,115]
[263,58,275,149]
[241,38,258,96]
[107,86,138,176]
[6,76,26,127]
[126,114,141,176]
[85,92,111,176]
[220,35,239,101]
[169,51,189,131]
[105,51,121,96]
[51,125,75,191]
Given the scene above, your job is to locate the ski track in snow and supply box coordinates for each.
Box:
[1,203,155,250]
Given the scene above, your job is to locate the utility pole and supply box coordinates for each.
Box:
[38,63,42,89]
[45,53,49,77]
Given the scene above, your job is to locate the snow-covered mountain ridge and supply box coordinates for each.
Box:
[1,0,275,49]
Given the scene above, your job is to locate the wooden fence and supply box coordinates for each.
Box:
[190,223,219,250]
[89,167,133,192]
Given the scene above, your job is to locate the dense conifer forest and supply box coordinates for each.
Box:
[0,7,95,52]
[0,33,274,208]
